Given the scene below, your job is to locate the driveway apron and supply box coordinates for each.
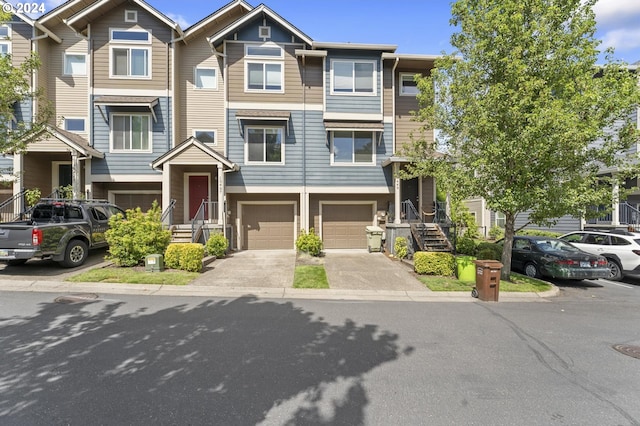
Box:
[322,250,429,291]
[190,250,296,288]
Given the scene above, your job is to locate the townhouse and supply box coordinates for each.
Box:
[3,0,441,251]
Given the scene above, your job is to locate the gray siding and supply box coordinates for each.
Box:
[325,52,382,115]
[90,96,171,175]
[514,211,581,234]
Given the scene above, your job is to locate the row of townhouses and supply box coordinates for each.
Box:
[1,0,446,251]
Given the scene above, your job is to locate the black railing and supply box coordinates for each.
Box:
[0,189,26,223]
[161,198,177,227]
[191,200,219,243]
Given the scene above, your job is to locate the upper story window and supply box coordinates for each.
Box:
[64,118,86,132]
[193,130,216,145]
[330,131,375,165]
[0,42,10,56]
[110,29,151,79]
[331,60,376,95]
[495,212,506,228]
[245,43,283,92]
[124,10,138,23]
[64,53,87,76]
[0,25,10,39]
[111,114,152,152]
[400,73,419,96]
[246,126,284,164]
[0,25,10,57]
[194,67,217,89]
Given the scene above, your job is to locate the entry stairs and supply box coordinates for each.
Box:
[402,200,454,253]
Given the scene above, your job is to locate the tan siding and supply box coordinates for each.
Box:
[227,42,305,104]
[395,68,433,154]
[421,176,435,212]
[23,153,73,193]
[45,24,89,134]
[383,62,394,117]
[169,145,221,164]
[10,22,31,67]
[92,4,172,90]
[177,36,226,154]
[302,56,323,105]
[27,135,70,152]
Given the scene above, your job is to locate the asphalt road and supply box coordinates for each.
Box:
[0,278,639,426]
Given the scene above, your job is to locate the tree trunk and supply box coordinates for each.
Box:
[500,212,516,281]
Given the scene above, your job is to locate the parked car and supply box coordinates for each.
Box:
[0,199,125,268]
[559,230,640,280]
[511,236,609,280]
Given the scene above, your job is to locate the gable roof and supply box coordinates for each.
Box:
[38,0,99,25]
[151,137,238,171]
[0,0,62,43]
[64,0,183,37]
[28,125,104,158]
[208,3,312,47]
[181,0,253,42]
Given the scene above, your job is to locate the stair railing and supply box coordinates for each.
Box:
[160,198,177,228]
[0,189,26,222]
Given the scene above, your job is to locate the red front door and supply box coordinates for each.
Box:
[189,175,209,220]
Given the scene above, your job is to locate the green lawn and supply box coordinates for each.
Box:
[293,265,329,289]
[67,267,199,285]
[418,272,552,292]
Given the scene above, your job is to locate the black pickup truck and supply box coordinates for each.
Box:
[0,199,125,268]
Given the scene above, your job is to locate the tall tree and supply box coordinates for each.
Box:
[405,0,640,280]
[0,11,51,157]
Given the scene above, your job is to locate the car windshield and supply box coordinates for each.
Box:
[533,239,580,253]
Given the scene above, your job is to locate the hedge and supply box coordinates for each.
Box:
[165,243,205,272]
[414,251,456,276]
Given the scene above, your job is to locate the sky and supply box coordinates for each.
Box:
[22,0,640,63]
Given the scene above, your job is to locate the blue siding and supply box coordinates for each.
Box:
[514,211,581,234]
[325,52,382,115]
[13,100,32,126]
[227,109,393,188]
[91,96,171,175]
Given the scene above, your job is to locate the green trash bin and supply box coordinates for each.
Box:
[365,226,384,253]
[456,255,477,282]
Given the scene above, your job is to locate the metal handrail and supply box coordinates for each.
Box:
[161,198,177,227]
[0,189,26,223]
[401,199,421,223]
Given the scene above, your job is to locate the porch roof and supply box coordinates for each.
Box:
[151,137,238,171]
[27,125,104,158]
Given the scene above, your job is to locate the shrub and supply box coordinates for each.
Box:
[456,236,477,256]
[488,225,504,240]
[165,243,204,272]
[517,229,561,238]
[476,242,503,261]
[205,232,229,258]
[105,201,171,267]
[25,188,41,207]
[394,236,409,259]
[414,251,456,276]
[296,228,323,256]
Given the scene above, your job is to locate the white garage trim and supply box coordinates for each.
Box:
[237,201,298,250]
[318,201,376,240]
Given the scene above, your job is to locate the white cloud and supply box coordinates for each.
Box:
[599,28,640,52]
[593,0,640,58]
[166,13,190,29]
[594,0,640,27]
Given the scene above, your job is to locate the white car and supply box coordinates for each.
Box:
[559,230,640,280]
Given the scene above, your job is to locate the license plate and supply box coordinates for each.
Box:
[580,261,590,268]
[0,249,8,256]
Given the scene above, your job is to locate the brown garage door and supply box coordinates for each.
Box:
[242,204,295,250]
[114,193,161,212]
[322,204,373,249]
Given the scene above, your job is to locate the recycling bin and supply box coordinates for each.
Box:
[365,226,384,253]
[473,260,502,301]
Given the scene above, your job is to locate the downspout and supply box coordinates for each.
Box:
[302,53,307,231]
[391,57,402,225]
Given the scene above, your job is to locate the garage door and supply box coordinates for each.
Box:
[322,204,373,249]
[242,204,295,250]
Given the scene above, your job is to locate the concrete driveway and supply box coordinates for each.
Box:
[190,249,428,291]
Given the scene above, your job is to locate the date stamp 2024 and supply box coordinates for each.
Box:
[2,2,46,15]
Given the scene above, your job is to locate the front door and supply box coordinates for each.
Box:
[188,175,209,220]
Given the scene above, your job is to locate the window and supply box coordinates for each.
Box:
[245,43,283,92]
[125,10,138,23]
[194,68,217,89]
[64,53,87,75]
[246,127,284,164]
[111,114,151,152]
[0,25,9,39]
[400,73,419,96]
[194,130,216,145]
[64,118,86,132]
[331,131,375,165]
[0,42,9,56]
[110,29,150,43]
[111,47,149,77]
[495,212,506,228]
[332,60,375,95]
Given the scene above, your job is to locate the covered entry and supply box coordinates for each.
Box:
[321,203,375,249]
[241,203,296,250]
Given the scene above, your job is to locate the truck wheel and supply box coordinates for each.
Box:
[60,240,88,268]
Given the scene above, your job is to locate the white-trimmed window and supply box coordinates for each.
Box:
[0,42,10,56]
[110,28,151,79]
[495,212,506,228]
[400,73,419,96]
[245,126,284,164]
[125,10,138,23]
[194,67,217,89]
[331,131,375,165]
[193,129,216,145]
[111,114,152,152]
[245,43,283,92]
[64,53,87,76]
[0,25,10,39]
[64,118,86,132]
[331,60,376,95]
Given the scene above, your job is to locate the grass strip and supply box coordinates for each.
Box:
[418,272,552,292]
[66,267,199,285]
[293,265,329,289]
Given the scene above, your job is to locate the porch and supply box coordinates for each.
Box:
[586,202,640,232]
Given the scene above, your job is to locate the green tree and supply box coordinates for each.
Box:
[404,0,640,280]
[0,11,51,155]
